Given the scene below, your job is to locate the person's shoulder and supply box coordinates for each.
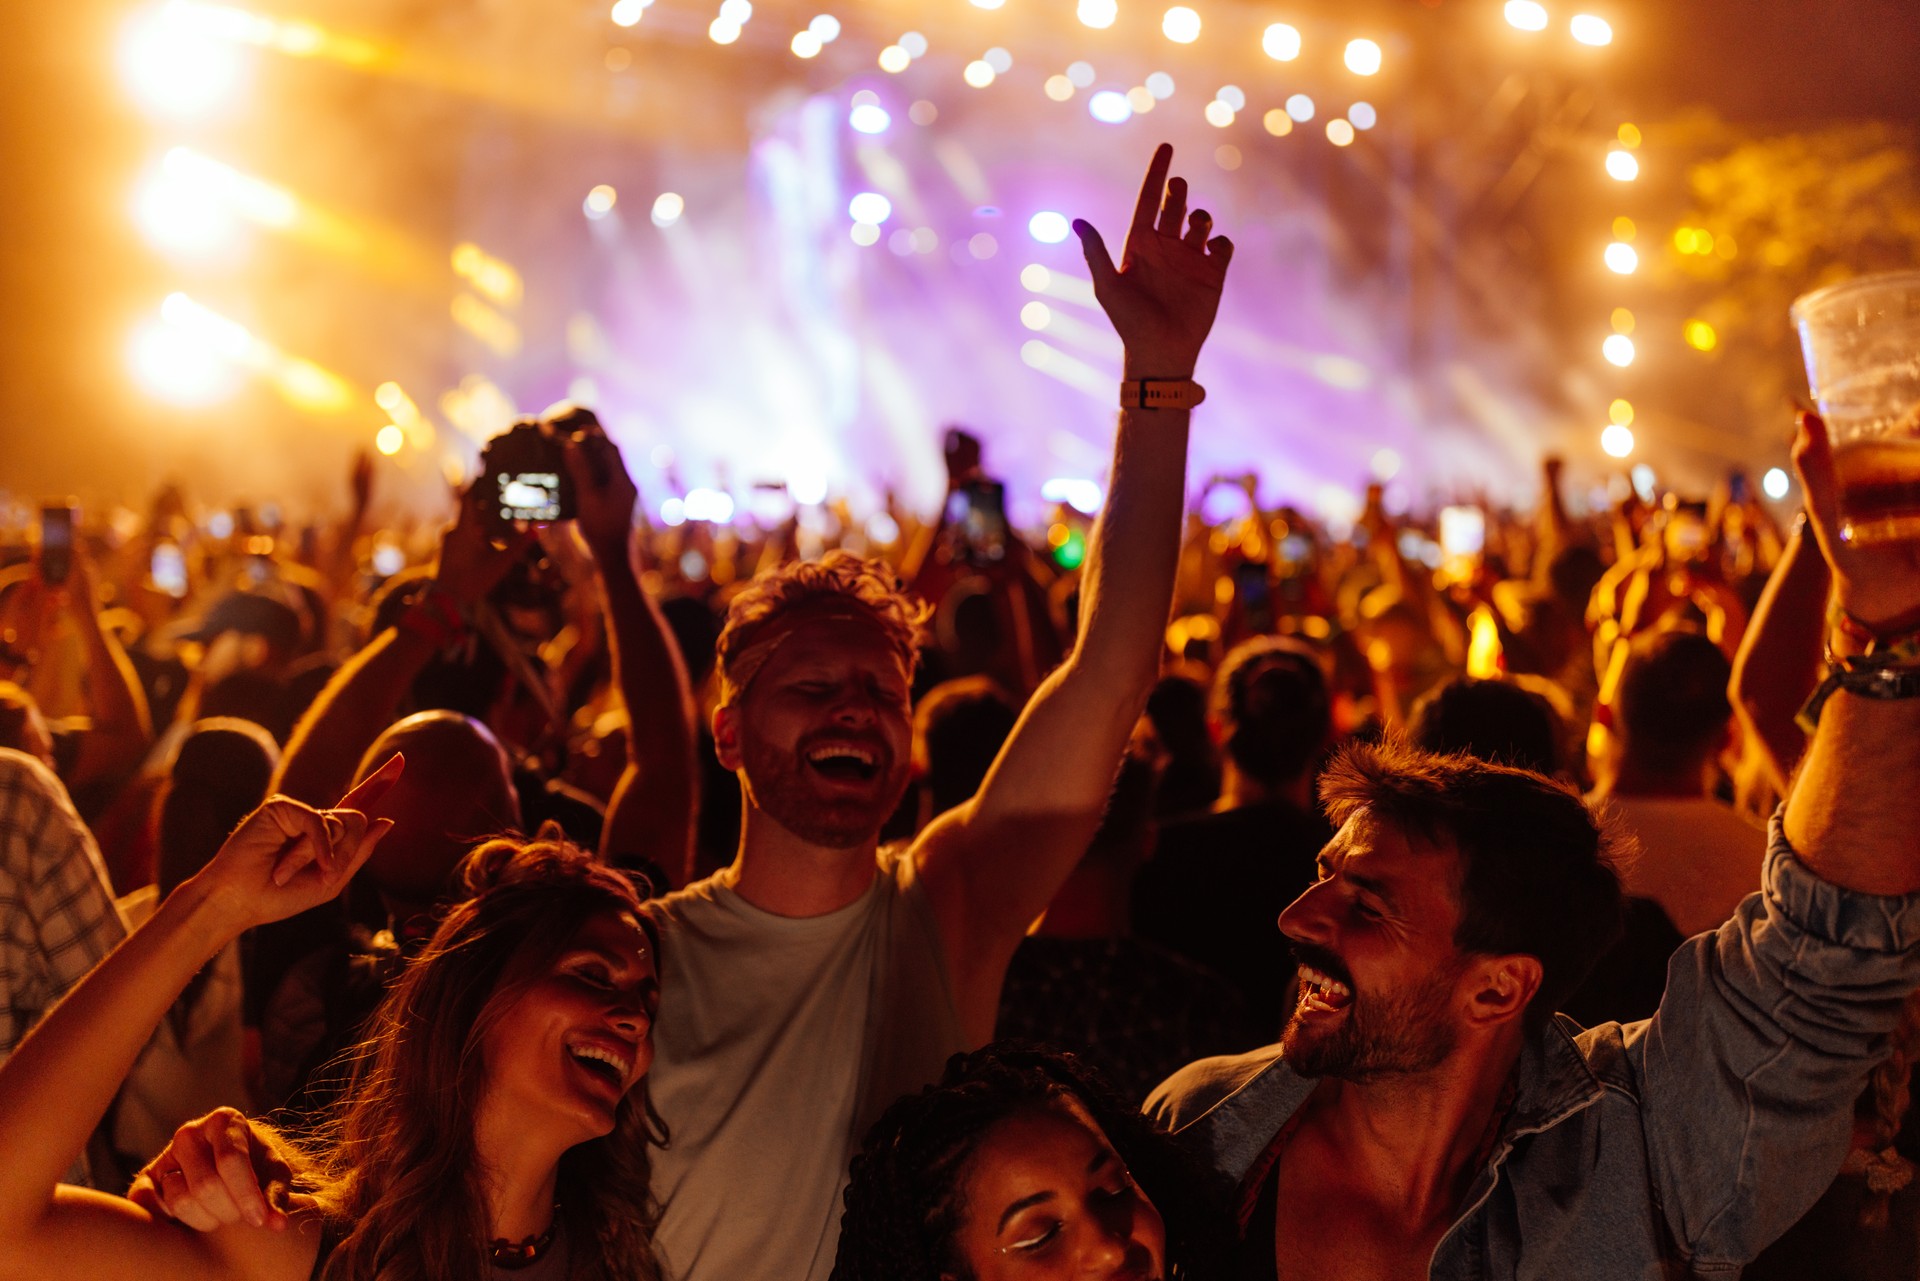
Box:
[1145,1043,1286,1133]
[637,870,728,926]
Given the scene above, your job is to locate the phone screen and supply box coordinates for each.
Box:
[151,542,188,597]
[946,481,1008,564]
[1439,507,1486,560]
[39,506,73,585]
[497,471,564,522]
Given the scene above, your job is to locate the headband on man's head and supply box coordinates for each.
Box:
[718,596,903,708]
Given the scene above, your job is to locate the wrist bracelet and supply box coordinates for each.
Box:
[1121,378,1205,410]
[1797,650,1920,730]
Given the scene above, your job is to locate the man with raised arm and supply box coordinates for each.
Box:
[1148,406,1920,1279]
[130,145,1232,1281]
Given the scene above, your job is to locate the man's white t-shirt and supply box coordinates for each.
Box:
[640,847,966,1281]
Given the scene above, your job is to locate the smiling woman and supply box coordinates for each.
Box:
[832,1044,1231,1281]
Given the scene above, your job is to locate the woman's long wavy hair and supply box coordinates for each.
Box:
[832,1043,1230,1281]
[289,828,665,1281]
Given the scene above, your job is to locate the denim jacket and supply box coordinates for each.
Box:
[1145,816,1920,1279]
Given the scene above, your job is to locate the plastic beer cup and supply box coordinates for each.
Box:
[1792,269,1920,545]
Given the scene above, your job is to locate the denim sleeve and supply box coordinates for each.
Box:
[1632,809,1920,1269]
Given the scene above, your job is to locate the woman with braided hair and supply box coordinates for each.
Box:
[832,1043,1230,1281]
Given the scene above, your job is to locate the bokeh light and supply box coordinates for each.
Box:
[610,0,644,27]
[1029,212,1070,243]
[878,45,910,72]
[1505,0,1549,31]
[850,222,880,247]
[1262,22,1301,60]
[963,60,996,88]
[1021,264,1051,291]
[985,47,1013,73]
[900,31,929,57]
[1021,301,1052,330]
[708,18,740,44]
[1067,60,1096,87]
[1077,0,1118,29]
[1089,90,1133,123]
[1146,71,1175,98]
[1344,38,1382,76]
[850,103,890,133]
[1350,102,1377,130]
[1601,424,1635,458]
[1602,334,1635,367]
[849,192,893,224]
[583,184,617,219]
[1762,468,1790,500]
[1045,75,1074,101]
[1161,6,1201,43]
[791,31,821,57]
[1604,242,1638,274]
[1618,122,1642,148]
[1204,100,1234,127]
[1610,307,1634,334]
[1327,119,1355,146]
[650,192,684,227]
[1684,320,1718,351]
[1609,398,1634,425]
[1606,149,1639,181]
[375,424,405,455]
[1127,86,1156,113]
[969,233,998,259]
[119,3,249,118]
[809,14,840,40]
[1570,14,1613,45]
[1612,216,1636,241]
[1286,93,1315,122]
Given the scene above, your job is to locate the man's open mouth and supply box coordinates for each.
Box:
[1296,962,1354,1015]
[804,742,883,782]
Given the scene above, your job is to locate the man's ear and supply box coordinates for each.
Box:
[1464,954,1543,1029]
[712,704,743,772]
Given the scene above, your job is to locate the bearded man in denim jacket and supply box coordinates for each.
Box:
[1149,412,1920,1280]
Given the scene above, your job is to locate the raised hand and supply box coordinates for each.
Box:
[564,429,639,558]
[435,482,525,607]
[1073,143,1234,380]
[1793,410,1920,629]
[192,754,403,932]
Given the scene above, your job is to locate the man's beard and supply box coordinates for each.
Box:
[739,732,908,850]
[1280,954,1461,1081]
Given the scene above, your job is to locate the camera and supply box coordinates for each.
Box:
[39,503,76,586]
[479,420,575,533]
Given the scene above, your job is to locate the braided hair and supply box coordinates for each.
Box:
[1851,988,1920,1230]
[832,1043,1230,1281]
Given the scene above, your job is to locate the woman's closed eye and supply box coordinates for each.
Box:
[1006,1219,1062,1253]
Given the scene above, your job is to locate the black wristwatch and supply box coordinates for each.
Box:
[1798,658,1920,730]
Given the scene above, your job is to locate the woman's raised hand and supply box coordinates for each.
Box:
[194,754,403,932]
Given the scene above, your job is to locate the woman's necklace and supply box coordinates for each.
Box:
[488,1205,561,1270]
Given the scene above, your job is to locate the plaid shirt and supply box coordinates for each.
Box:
[0,748,127,1061]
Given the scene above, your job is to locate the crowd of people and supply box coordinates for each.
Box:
[1,144,1918,1280]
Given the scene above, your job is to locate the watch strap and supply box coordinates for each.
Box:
[1121,378,1206,410]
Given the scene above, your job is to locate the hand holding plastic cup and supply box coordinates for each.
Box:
[1792,269,1920,545]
